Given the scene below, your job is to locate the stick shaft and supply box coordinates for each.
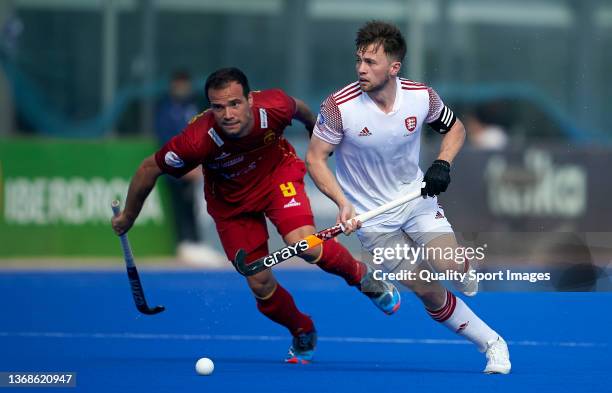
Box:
[353,188,422,223]
[111,200,165,315]
[232,190,423,276]
[111,201,135,268]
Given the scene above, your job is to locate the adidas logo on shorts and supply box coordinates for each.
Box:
[283,198,301,208]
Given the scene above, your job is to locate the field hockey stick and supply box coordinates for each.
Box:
[232,187,423,276]
[112,200,165,315]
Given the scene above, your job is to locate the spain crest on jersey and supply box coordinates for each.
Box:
[264,130,276,145]
[405,116,417,132]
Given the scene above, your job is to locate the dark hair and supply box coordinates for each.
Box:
[355,20,406,62]
[204,67,251,100]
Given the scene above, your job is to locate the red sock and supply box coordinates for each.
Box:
[426,290,457,322]
[316,239,366,286]
[256,284,314,336]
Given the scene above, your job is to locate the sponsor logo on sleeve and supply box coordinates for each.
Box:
[208,127,225,147]
[164,151,184,168]
[259,108,268,129]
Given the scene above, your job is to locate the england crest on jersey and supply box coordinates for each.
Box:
[405,116,417,132]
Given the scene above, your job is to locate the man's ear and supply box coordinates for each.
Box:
[390,61,402,77]
[247,92,254,106]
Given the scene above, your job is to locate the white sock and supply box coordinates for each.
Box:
[426,290,499,352]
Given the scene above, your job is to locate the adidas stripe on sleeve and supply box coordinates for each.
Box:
[425,87,456,134]
[313,95,344,145]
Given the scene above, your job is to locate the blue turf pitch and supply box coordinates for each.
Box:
[0,270,610,392]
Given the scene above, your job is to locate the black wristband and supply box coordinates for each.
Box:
[433,159,451,169]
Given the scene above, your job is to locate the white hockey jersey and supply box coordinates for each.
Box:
[313,77,447,228]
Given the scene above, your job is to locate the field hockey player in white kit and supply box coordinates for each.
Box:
[306,20,511,374]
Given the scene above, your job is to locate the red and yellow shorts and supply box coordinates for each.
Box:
[211,161,315,263]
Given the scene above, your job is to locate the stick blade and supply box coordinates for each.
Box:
[232,249,263,276]
[138,304,165,315]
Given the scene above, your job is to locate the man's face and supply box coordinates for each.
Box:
[355,43,401,92]
[208,81,253,139]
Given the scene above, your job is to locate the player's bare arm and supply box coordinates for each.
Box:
[306,136,361,234]
[111,155,163,235]
[422,118,466,198]
[292,97,317,134]
[437,118,466,164]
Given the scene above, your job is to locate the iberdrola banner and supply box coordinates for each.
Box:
[0,138,174,257]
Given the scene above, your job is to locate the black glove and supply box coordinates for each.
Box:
[422,159,451,197]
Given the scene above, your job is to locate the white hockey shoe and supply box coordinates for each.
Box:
[484,336,511,374]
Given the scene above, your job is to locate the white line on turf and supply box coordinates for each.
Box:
[0,332,605,348]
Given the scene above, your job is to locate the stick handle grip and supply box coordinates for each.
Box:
[111,200,135,268]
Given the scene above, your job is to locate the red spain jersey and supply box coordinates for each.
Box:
[154,89,300,210]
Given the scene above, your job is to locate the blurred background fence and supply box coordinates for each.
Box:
[0,0,611,267]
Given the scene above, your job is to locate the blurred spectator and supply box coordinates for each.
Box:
[0,12,23,56]
[155,70,199,143]
[465,104,509,151]
[155,70,224,265]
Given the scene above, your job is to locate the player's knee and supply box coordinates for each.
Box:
[283,225,315,244]
[246,272,277,298]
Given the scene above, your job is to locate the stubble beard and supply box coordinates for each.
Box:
[363,74,392,94]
